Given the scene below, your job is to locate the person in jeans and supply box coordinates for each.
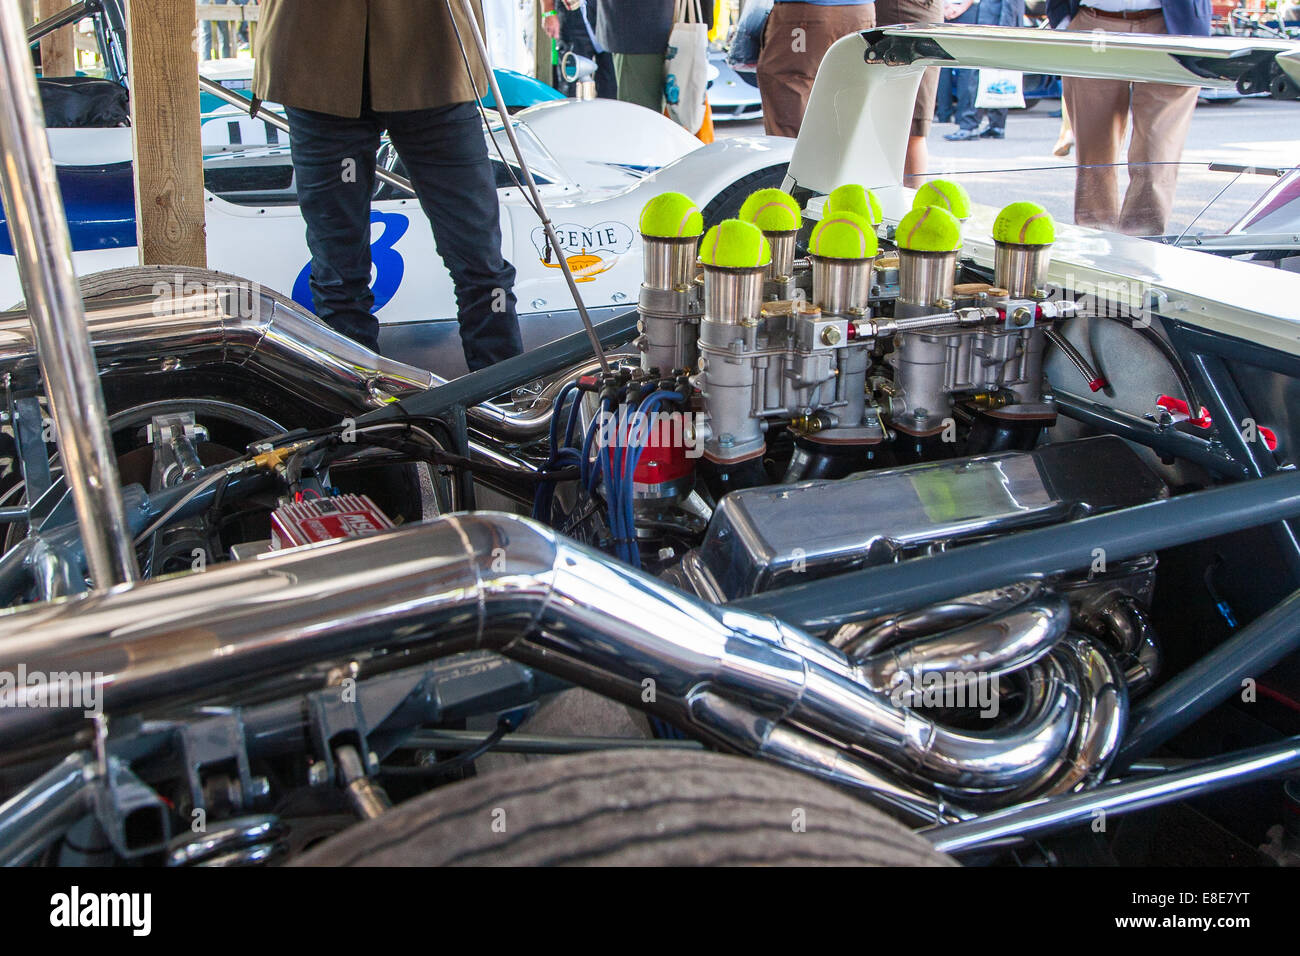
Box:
[757,0,878,138]
[254,0,523,368]
[542,0,617,99]
[595,0,675,112]
[1047,0,1210,235]
[943,0,1023,140]
[202,0,234,60]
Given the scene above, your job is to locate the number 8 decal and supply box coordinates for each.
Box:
[292,211,410,316]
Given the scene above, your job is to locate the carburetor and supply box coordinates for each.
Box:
[636,192,705,377]
[884,201,1061,450]
[631,186,1085,481]
[693,207,881,468]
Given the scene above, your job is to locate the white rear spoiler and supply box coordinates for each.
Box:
[789,24,1299,197]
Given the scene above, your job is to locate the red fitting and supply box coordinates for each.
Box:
[1156,395,1278,452]
[1157,395,1213,429]
[846,321,859,341]
[1088,377,1107,393]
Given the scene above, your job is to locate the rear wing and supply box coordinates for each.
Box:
[789,24,1299,197]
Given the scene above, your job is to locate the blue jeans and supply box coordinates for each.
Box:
[285,100,523,369]
[955,67,1007,133]
[936,68,956,122]
[201,0,232,60]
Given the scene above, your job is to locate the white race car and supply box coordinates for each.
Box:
[3,3,792,375]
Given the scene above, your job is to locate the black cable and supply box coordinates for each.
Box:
[381,719,512,779]
[316,425,577,485]
[204,470,232,559]
[1090,316,1202,416]
[1133,323,1202,417]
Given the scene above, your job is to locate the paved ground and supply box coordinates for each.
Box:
[717,94,1299,235]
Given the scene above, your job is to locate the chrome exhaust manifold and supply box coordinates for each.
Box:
[0,513,1128,824]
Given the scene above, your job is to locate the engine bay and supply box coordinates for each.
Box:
[0,182,1297,869]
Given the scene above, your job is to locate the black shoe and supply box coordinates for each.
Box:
[944,127,981,141]
[979,127,1006,139]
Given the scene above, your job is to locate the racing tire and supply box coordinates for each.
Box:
[66,263,310,313]
[291,748,955,867]
[1270,72,1300,101]
[702,163,790,228]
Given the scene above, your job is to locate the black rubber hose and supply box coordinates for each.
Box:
[1132,323,1202,416]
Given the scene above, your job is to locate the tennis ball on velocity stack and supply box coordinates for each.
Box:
[739,188,803,234]
[993,201,1056,246]
[913,179,972,221]
[895,205,963,253]
[698,219,772,269]
[639,192,705,238]
[826,184,883,225]
[810,210,879,260]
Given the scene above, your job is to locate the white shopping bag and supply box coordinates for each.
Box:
[664,0,709,132]
[975,69,1026,110]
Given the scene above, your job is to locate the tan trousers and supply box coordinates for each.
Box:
[757,2,877,138]
[874,0,942,137]
[1063,9,1199,236]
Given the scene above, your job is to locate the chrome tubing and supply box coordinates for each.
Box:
[0,288,585,443]
[853,594,1072,691]
[897,250,958,316]
[642,236,700,292]
[0,752,96,867]
[0,3,138,587]
[993,242,1050,299]
[0,513,1094,809]
[767,232,797,279]
[26,1,94,46]
[1032,636,1127,797]
[811,255,874,316]
[833,582,1041,657]
[702,266,765,325]
[925,734,1300,854]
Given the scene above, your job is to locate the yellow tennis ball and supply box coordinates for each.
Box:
[810,211,879,260]
[913,179,972,220]
[993,201,1056,246]
[640,192,704,238]
[896,205,963,253]
[739,188,802,234]
[698,219,772,269]
[826,184,882,226]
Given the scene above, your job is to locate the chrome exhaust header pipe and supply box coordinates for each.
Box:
[0,285,585,442]
[0,513,1106,815]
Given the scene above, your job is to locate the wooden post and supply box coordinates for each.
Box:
[534,4,550,84]
[38,1,77,77]
[125,0,207,267]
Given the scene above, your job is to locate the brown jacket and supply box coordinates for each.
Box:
[253,0,488,118]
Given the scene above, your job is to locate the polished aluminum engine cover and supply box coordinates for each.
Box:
[679,436,1168,600]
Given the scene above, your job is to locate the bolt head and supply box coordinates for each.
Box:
[821,326,842,346]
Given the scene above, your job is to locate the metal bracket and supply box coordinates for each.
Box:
[174,710,256,816]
